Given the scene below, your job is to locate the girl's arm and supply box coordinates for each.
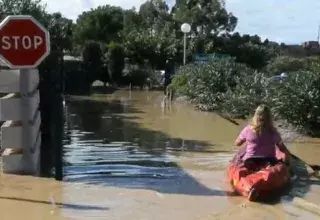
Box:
[274,130,289,154]
[274,130,291,164]
[277,141,290,155]
[234,126,247,146]
[235,138,245,146]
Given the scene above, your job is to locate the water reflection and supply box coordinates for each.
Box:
[62,93,231,196]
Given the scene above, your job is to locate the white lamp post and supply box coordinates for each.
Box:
[181,23,191,65]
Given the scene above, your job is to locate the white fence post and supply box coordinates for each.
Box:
[0,69,41,175]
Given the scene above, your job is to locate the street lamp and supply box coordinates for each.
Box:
[181,23,191,65]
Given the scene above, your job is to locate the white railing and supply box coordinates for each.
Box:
[0,69,41,174]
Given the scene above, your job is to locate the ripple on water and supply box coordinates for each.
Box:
[61,129,233,197]
[62,135,185,183]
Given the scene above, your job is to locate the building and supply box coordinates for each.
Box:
[302,41,320,55]
[302,41,320,49]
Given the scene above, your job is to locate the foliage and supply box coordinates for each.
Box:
[209,33,279,69]
[73,5,124,45]
[139,0,170,28]
[173,0,238,36]
[171,57,320,132]
[72,0,279,71]
[122,62,155,88]
[216,69,320,132]
[234,42,278,69]
[170,58,255,110]
[0,0,46,21]
[82,41,103,83]
[107,42,125,85]
[265,56,308,75]
[216,72,271,118]
[44,13,73,52]
[168,70,188,95]
[63,59,89,94]
[123,24,180,69]
[265,56,320,76]
[270,71,320,131]
[68,0,283,76]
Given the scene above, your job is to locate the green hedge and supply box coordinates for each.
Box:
[170,57,320,133]
[170,58,255,110]
[270,71,320,130]
[265,56,320,75]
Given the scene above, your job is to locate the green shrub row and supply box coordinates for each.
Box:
[170,56,320,133]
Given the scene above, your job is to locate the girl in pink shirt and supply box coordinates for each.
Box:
[234,104,290,168]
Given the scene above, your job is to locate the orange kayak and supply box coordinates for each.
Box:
[227,147,291,201]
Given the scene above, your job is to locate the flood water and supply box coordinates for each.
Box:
[1,90,320,219]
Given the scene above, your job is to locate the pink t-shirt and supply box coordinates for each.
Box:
[236,125,282,161]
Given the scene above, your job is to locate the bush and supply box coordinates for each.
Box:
[217,72,271,118]
[107,42,125,85]
[170,57,255,110]
[171,56,320,133]
[265,56,308,75]
[270,71,320,131]
[221,70,320,131]
[63,58,91,95]
[235,42,277,70]
[304,56,320,73]
[82,41,103,83]
[168,70,188,95]
[122,63,155,89]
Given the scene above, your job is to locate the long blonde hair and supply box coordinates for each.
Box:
[250,104,275,135]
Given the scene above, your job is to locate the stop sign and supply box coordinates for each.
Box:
[0,15,50,69]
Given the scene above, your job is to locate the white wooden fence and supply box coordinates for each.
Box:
[0,69,41,174]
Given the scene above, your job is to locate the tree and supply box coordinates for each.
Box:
[265,56,309,75]
[74,5,124,45]
[0,0,46,21]
[236,42,277,69]
[122,0,180,68]
[107,42,125,85]
[173,0,238,37]
[123,8,143,35]
[139,0,170,28]
[43,13,73,53]
[82,41,103,84]
[123,24,180,69]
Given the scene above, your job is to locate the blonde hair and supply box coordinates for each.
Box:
[250,104,275,135]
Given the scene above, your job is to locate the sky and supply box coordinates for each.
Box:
[43,0,320,44]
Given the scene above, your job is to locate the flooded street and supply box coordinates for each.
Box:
[1,90,320,219]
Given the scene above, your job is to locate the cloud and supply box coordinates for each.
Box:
[43,0,320,43]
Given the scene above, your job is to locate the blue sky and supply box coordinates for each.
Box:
[43,0,320,44]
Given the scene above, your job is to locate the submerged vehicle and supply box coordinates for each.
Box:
[227,146,291,201]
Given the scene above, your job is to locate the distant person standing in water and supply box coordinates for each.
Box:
[164,59,174,95]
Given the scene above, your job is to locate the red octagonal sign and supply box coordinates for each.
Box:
[0,15,50,69]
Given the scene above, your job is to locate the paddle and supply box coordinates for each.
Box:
[289,153,319,173]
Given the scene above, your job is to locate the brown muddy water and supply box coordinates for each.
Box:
[1,90,320,220]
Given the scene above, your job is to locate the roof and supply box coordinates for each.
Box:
[63,55,82,61]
